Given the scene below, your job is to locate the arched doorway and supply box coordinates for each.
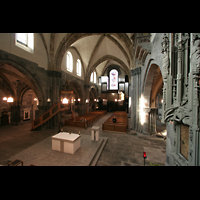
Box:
[20,89,38,123]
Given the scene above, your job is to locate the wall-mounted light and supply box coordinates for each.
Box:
[47,98,51,102]
[7,96,14,103]
[62,98,68,104]
[3,97,7,101]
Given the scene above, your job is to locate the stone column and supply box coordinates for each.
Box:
[149,108,157,135]
[130,67,141,131]
[46,70,62,128]
[189,33,200,166]
[47,70,61,105]
[10,105,20,125]
[161,33,169,123]
[176,33,183,105]
[83,84,90,114]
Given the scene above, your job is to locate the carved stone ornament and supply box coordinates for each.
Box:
[192,33,200,43]
[61,80,72,91]
[191,33,200,75]
[161,34,169,80]
[164,103,192,126]
[163,33,200,127]
[161,33,169,54]
[131,67,141,76]
[182,33,189,45]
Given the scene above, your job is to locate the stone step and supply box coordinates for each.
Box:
[89,137,108,166]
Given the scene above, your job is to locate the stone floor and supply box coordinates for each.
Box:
[0,112,166,166]
[8,135,108,166]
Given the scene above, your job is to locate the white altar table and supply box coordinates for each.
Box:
[52,132,81,154]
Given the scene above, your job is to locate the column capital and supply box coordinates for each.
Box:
[131,67,141,76]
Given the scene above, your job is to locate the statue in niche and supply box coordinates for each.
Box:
[191,33,200,75]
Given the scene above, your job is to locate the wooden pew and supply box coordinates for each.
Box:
[65,110,107,128]
[102,111,127,133]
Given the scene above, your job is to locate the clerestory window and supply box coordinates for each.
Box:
[90,71,97,83]
[66,51,73,72]
[15,33,34,53]
[76,59,81,77]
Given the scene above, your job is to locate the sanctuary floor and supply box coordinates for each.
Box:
[0,112,166,166]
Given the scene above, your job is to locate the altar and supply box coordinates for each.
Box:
[52,132,81,154]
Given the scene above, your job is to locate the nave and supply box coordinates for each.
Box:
[0,112,166,166]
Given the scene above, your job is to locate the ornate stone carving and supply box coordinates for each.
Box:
[163,33,200,165]
[131,67,141,76]
[182,33,189,45]
[161,34,169,123]
[61,80,72,91]
[137,33,151,43]
[161,34,169,80]
[162,34,193,126]
[164,102,192,126]
[191,33,200,75]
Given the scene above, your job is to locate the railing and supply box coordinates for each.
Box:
[31,103,69,130]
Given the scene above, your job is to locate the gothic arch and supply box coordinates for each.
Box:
[143,63,158,106]
[142,60,163,107]
[54,33,133,70]
[0,58,45,106]
[85,55,131,85]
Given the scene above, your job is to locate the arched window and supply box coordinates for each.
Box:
[90,71,97,83]
[94,71,96,83]
[15,33,34,53]
[90,72,94,82]
[66,51,73,72]
[109,69,118,90]
[76,59,81,77]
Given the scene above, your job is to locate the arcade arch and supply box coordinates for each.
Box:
[141,63,165,135]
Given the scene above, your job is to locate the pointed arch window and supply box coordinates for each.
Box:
[94,71,96,83]
[76,59,81,77]
[66,51,73,72]
[90,72,94,82]
[109,69,118,90]
[90,71,97,83]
